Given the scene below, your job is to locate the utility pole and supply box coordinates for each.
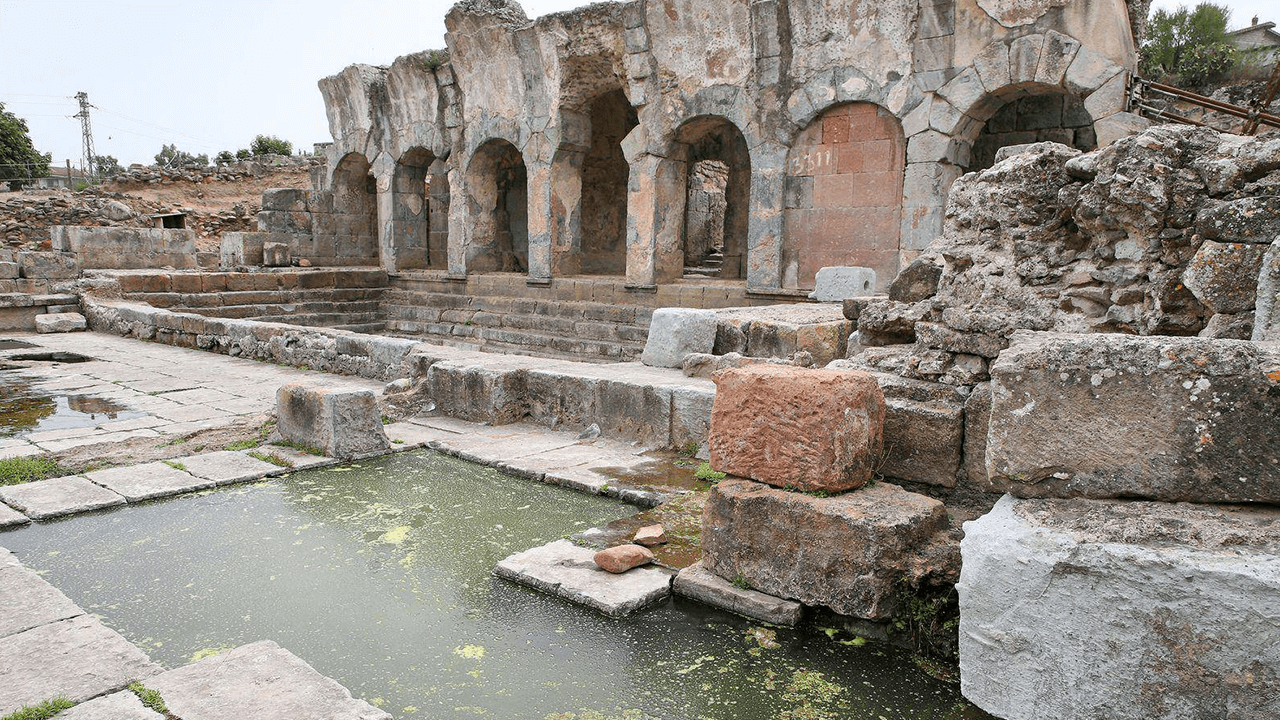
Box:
[73,91,97,180]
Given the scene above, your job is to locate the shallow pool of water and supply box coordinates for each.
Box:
[0,373,144,438]
[1,451,977,719]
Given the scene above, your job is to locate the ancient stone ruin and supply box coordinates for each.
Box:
[1,0,1277,718]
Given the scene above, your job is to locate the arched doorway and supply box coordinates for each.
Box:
[967,89,1096,171]
[464,139,528,273]
[674,116,750,280]
[390,147,434,270]
[579,89,638,275]
[331,153,378,265]
[782,102,905,291]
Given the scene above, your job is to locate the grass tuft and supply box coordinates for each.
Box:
[247,450,293,468]
[225,439,260,451]
[0,457,69,486]
[694,462,725,481]
[162,460,188,472]
[0,697,75,720]
[271,439,325,457]
[127,681,169,715]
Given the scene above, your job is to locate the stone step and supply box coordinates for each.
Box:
[181,301,383,319]
[382,288,654,325]
[382,303,649,344]
[126,287,386,308]
[255,311,384,327]
[384,319,642,362]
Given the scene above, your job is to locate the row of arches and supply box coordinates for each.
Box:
[329,83,1096,290]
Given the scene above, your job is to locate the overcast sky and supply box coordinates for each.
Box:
[0,0,1274,171]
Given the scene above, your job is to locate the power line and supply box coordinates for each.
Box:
[93,104,237,148]
[74,91,97,178]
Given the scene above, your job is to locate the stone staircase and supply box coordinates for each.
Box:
[381,283,652,363]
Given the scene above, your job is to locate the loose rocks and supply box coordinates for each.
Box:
[594,544,655,573]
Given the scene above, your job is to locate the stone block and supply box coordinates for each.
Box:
[914,321,1006,358]
[702,478,955,619]
[987,332,1280,503]
[0,262,17,279]
[57,691,162,720]
[148,640,390,720]
[959,495,1280,720]
[495,539,672,618]
[0,476,125,520]
[673,560,803,626]
[34,312,87,334]
[806,266,877,301]
[1182,240,1268,314]
[1254,239,1280,341]
[0,502,28,528]
[263,241,290,267]
[1195,196,1280,244]
[640,308,718,368]
[276,382,391,459]
[428,360,528,425]
[963,382,992,486]
[1093,111,1150,147]
[261,188,309,212]
[709,365,884,492]
[220,232,265,267]
[594,544,654,573]
[882,397,963,488]
[17,252,78,279]
[0,615,161,714]
[85,461,215,501]
[0,564,83,639]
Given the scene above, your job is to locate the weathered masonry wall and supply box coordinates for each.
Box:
[306,0,1141,295]
[51,227,212,271]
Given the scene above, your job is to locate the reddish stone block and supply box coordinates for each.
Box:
[837,144,865,174]
[709,364,886,492]
[813,173,854,208]
[822,114,852,144]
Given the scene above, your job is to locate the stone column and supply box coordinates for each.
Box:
[746,144,787,291]
[446,163,468,278]
[525,159,553,283]
[371,152,397,273]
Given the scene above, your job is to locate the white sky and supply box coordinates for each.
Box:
[0,0,1274,170]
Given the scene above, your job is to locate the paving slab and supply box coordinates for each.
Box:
[85,462,216,502]
[383,421,445,448]
[259,445,335,469]
[495,539,673,618]
[0,476,126,520]
[148,640,391,720]
[35,429,160,453]
[673,560,804,626]
[0,442,45,459]
[57,690,162,720]
[0,564,84,638]
[0,501,30,528]
[178,450,282,485]
[0,615,162,715]
[151,404,231,423]
[0,547,18,569]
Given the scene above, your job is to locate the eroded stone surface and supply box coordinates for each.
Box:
[987,331,1280,503]
[495,539,672,617]
[0,502,29,528]
[57,691,162,720]
[0,476,125,520]
[85,461,215,501]
[276,382,390,459]
[709,365,884,493]
[673,560,803,627]
[640,308,717,368]
[701,478,956,620]
[0,615,162,715]
[0,564,83,639]
[148,640,391,720]
[179,450,282,485]
[959,495,1280,720]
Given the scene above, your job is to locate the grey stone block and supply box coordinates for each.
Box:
[178,450,283,485]
[0,262,18,279]
[807,266,878,301]
[959,495,1280,720]
[495,539,673,618]
[148,640,390,720]
[57,691,163,720]
[34,312,87,333]
[1254,239,1280,341]
[0,502,29,528]
[0,564,83,639]
[17,252,79,279]
[0,476,125,520]
[640,308,718,368]
[882,397,963,488]
[674,560,803,626]
[1182,239,1268,314]
[263,241,290,267]
[276,383,391,459]
[85,461,216,501]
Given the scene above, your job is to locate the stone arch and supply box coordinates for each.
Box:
[464,139,528,273]
[782,102,905,291]
[963,85,1096,172]
[331,153,378,265]
[667,115,751,280]
[579,89,638,275]
[389,147,436,270]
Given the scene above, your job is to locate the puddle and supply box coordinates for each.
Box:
[0,374,144,438]
[2,451,977,719]
[0,339,37,350]
[7,351,94,363]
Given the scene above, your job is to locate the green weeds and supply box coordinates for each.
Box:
[0,697,75,720]
[127,681,169,715]
[247,450,293,468]
[0,457,68,486]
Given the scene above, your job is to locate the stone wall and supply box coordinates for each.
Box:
[51,226,208,270]
[969,92,1097,171]
[306,0,1139,290]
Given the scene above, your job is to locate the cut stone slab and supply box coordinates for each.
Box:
[807,266,877,301]
[85,461,215,502]
[640,307,717,368]
[0,476,125,520]
[1254,238,1280,341]
[0,564,84,639]
[634,524,667,546]
[882,396,963,488]
[34,312,87,333]
[147,640,391,720]
[276,382,390,459]
[959,495,1280,720]
[709,364,885,492]
[1182,240,1268,314]
[260,444,334,469]
[178,450,282,485]
[674,560,803,626]
[495,539,673,618]
[987,331,1280,503]
[0,615,162,715]
[0,501,30,528]
[57,690,163,720]
[701,478,957,620]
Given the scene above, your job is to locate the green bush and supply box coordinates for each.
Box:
[250,134,292,157]
[1140,3,1239,87]
[0,457,67,486]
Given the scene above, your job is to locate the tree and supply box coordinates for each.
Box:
[249,134,292,156]
[1,102,51,189]
[215,150,235,165]
[92,154,122,177]
[154,143,208,170]
[1141,3,1238,86]
[235,148,251,160]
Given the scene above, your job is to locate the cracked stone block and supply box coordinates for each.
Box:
[495,539,673,618]
[34,312,87,333]
[0,502,29,528]
[640,308,717,368]
[276,383,391,459]
[0,615,162,715]
[178,450,283,485]
[85,461,216,501]
[673,560,803,626]
[0,476,125,520]
[57,691,163,720]
[147,640,390,720]
[987,331,1280,503]
[959,495,1280,720]
[807,266,878,302]
[0,564,83,639]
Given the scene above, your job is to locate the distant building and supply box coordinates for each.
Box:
[1229,16,1280,65]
